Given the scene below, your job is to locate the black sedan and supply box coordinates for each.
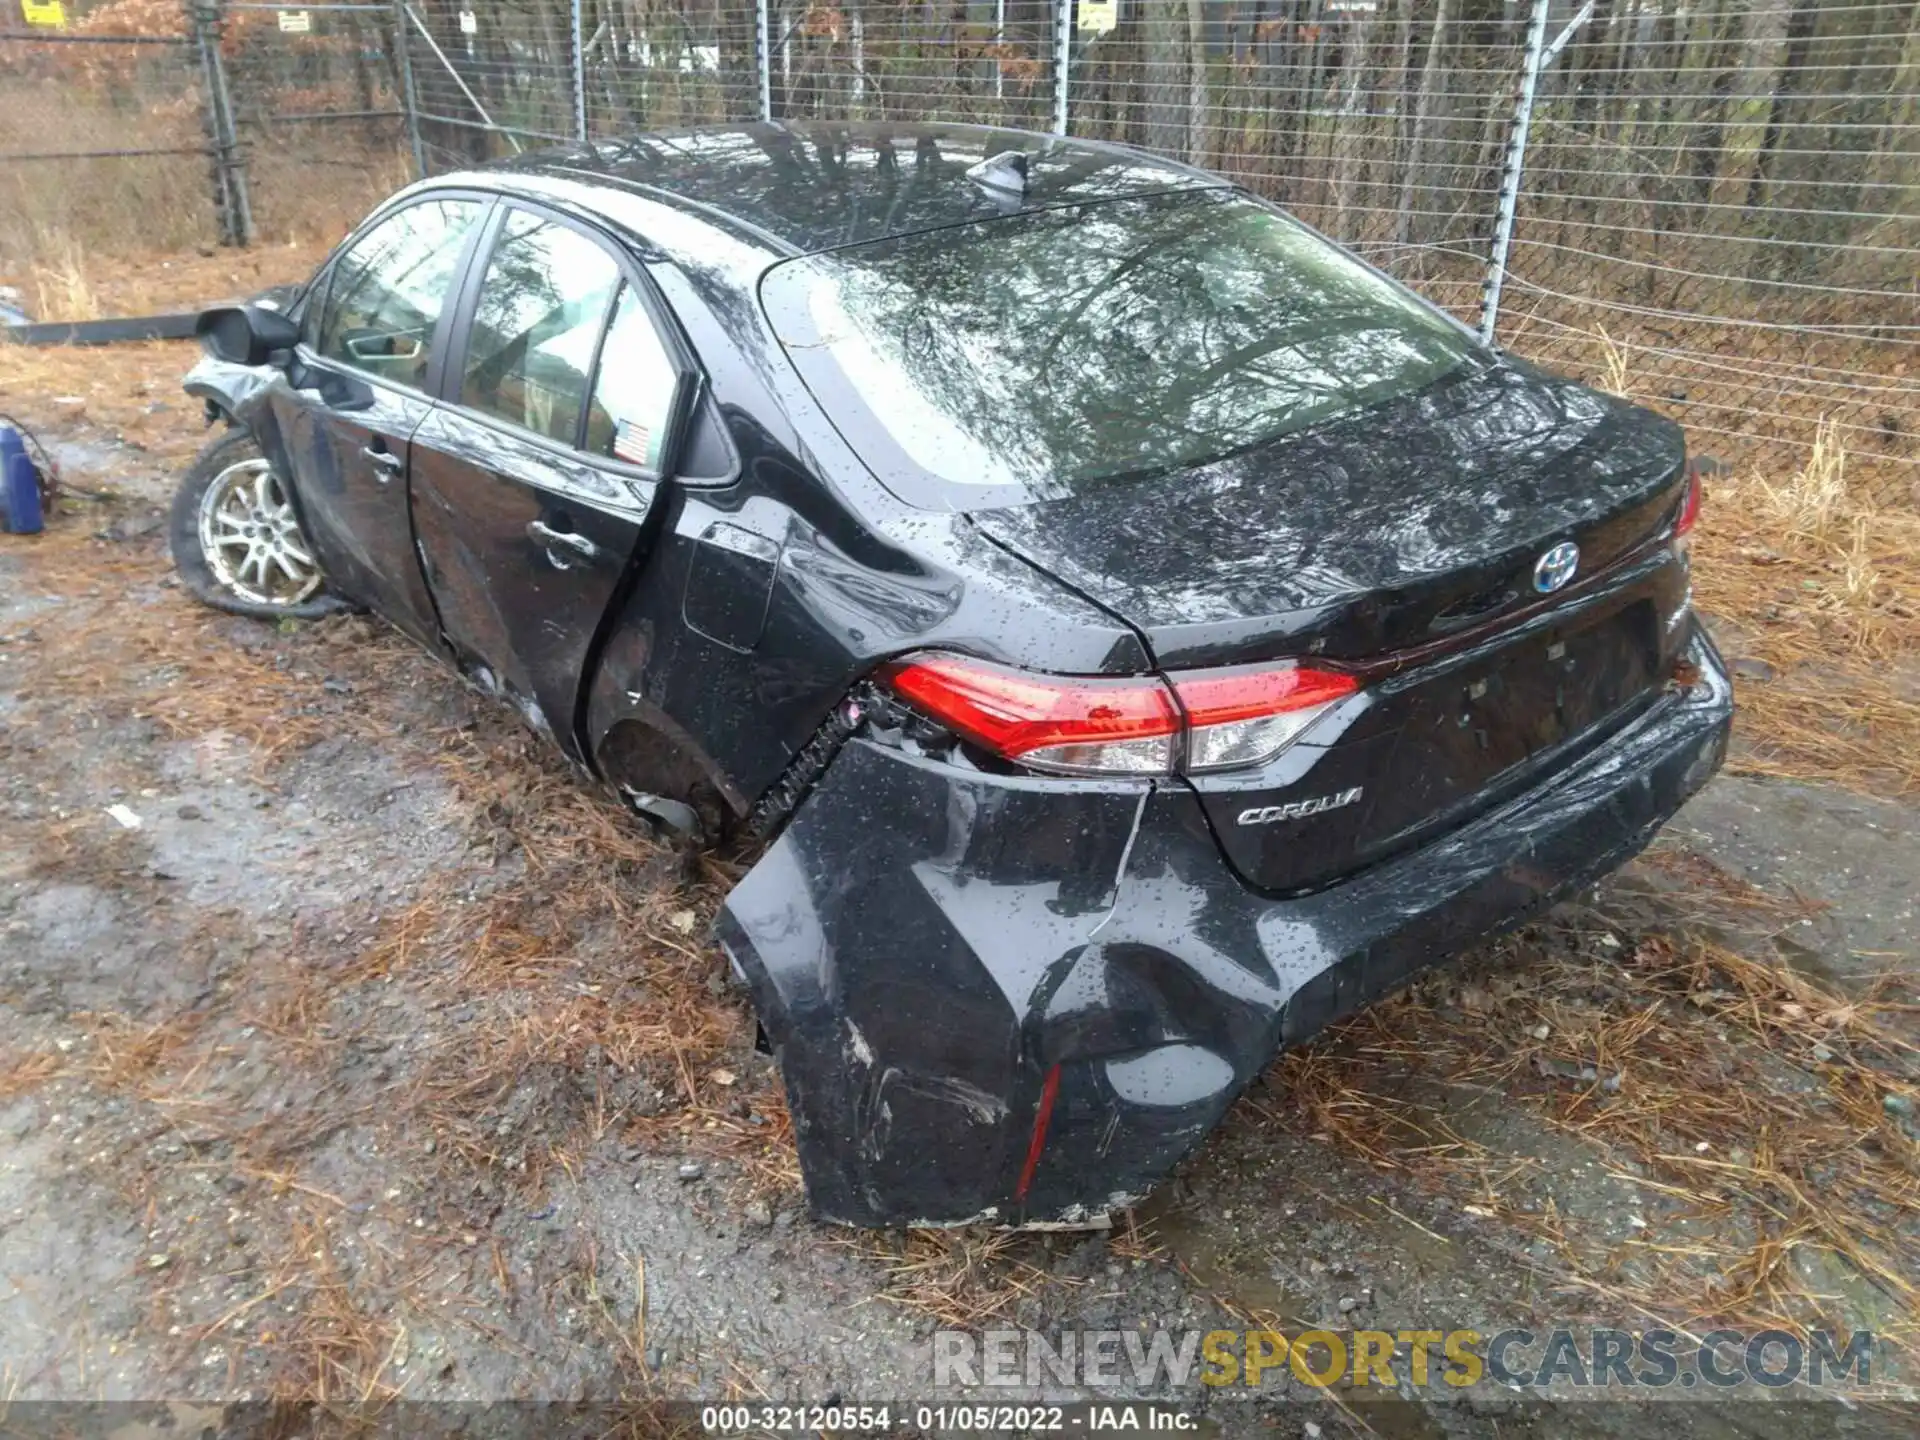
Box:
[175,122,1731,1227]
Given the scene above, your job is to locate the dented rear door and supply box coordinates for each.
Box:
[409,205,689,756]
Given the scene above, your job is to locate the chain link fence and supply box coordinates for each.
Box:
[397,0,759,164]
[1501,0,1918,499]
[219,2,417,241]
[4,0,1914,499]
[0,9,222,265]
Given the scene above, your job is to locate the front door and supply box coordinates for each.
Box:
[410,207,686,756]
[273,195,490,649]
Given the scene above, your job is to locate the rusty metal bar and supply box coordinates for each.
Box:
[236,108,408,124]
[0,32,191,44]
[0,147,214,161]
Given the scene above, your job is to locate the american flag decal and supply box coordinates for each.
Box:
[613,420,652,466]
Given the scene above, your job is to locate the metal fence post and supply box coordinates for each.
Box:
[569,0,588,140]
[755,0,772,122]
[401,2,519,152]
[1478,0,1549,345]
[1480,0,1593,345]
[1052,0,1071,135]
[391,0,428,177]
[994,0,1006,103]
[191,0,253,247]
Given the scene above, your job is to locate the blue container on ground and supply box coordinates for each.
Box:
[1,423,44,534]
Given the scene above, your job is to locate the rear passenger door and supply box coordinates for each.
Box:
[409,203,690,755]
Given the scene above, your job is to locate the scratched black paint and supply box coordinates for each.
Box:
[721,631,1728,1224]
[181,121,1733,1228]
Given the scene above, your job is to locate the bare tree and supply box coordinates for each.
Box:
[1145,0,1189,154]
[1393,0,1450,253]
[1187,0,1209,166]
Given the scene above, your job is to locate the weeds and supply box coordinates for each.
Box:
[27,244,102,323]
[1843,514,1879,606]
[1683,418,1920,793]
[1758,418,1853,542]
[1592,323,1631,398]
[0,74,397,285]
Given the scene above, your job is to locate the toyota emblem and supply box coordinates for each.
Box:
[1532,541,1580,594]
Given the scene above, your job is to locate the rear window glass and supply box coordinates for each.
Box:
[762,190,1478,507]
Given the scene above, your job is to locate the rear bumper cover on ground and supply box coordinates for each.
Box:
[717,626,1733,1227]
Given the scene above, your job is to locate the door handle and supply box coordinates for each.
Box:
[527,519,600,563]
[360,445,403,480]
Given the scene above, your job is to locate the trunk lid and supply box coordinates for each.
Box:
[969,361,1693,894]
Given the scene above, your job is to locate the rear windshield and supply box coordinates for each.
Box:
[762,188,1479,509]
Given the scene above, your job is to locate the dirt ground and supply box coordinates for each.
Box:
[3,330,1920,1437]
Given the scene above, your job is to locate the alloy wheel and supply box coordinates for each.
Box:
[196,459,322,607]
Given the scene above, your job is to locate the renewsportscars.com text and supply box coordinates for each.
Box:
[932,1327,1876,1391]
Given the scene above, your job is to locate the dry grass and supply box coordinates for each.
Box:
[0,339,214,472]
[0,130,213,273]
[21,243,103,324]
[244,142,414,254]
[0,1050,64,1105]
[16,527,769,1178]
[44,243,334,326]
[1757,417,1853,541]
[12,525,352,767]
[1251,894,1920,1347]
[1690,423,1920,794]
[0,73,397,285]
[826,1206,1167,1330]
[73,1011,210,1094]
[1507,292,1920,514]
[833,1228,1089,1329]
[0,506,761,1403]
[1591,323,1632,399]
[339,716,772,1201]
[9,242,336,325]
[0,59,215,266]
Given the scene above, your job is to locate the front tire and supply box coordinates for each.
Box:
[169,429,346,621]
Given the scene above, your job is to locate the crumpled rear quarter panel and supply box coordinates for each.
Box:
[717,630,1732,1227]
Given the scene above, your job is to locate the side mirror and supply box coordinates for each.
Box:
[196,304,300,367]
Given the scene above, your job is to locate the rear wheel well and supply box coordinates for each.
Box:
[595,719,733,836]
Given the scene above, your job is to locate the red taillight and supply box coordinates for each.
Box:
[884,654,1179,774]
[1675,469,1703,537]
[883,653,1359,776]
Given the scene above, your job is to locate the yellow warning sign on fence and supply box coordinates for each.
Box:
[1078,0,1117,36]
[20,0,68,28]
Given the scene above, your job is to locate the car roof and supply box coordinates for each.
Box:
[481,121,1225,256]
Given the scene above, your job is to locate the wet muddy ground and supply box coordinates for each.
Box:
[2,424,1917,1438]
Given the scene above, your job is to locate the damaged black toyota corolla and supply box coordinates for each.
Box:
[175,122,1731,1227]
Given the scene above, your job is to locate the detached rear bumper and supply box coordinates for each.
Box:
[717,626,1732,1227]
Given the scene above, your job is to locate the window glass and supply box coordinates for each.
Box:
[460,212,621,444]
[763,190,1478,504]
[583,286,680,469]
[315,197,484,388]
[299,271,329,349]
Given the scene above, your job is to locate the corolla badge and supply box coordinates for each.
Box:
[1237,787,1363,826]
[1532,541,1580,594]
